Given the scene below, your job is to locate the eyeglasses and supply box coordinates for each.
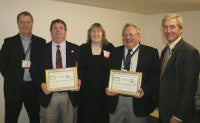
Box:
[122,33,138,37]
[52,27,65,30]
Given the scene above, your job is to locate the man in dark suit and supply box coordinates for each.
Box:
[0,11,46,123]
[31,19,81,123]
[106,23,160,123]
[159,13,200,123]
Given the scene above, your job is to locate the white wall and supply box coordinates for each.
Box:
[143,11,200,54]
[0,0,199,123]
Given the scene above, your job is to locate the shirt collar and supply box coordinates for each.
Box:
[168,36,181,50]
[20,34,32,41]
[52,40,66,49]
[125,43,140,53]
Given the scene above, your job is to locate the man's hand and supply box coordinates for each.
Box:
[106,87,118,96]
[41,83,51,95]
[71,79,81,92]
[134,88,144,98]
[170,116,182,123]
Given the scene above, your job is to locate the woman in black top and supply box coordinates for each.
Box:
[78,23,114,123]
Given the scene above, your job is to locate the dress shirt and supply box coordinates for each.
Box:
[121,43,140,72]
[20,34,32,82]
[52,41,66,69]
[168,36,181,58]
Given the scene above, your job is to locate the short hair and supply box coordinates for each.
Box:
[122,23,141,35]
[50,19,67,31]
[17,11,33,23]
[86,23,109,46]
[162,13,184,29]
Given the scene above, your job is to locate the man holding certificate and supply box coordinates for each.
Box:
[31,19,81,123]
[106,23,160,123]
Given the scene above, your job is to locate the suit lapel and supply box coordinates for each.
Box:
[16,34,25,59]
[136,44,145,72]
[66,41,71,67]
[46,42,53,68]
[30,35,35,60]
[117,46,124,70]
[161,40,183,79]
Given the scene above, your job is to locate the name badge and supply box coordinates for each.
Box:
[22,60,31,69]
[103,50,110,59]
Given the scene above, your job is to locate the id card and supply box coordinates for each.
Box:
[103,50,110,59]
[22,60,31,69]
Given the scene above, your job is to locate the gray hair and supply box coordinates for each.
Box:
[162,13,183,29]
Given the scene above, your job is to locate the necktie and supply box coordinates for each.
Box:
[160,45,170,78]
[124,49,132,71]
[56,45,63,68]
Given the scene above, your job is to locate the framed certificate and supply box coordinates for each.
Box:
[108,69,142,96]
[46,67,78,92]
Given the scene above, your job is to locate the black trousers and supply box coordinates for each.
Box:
[5,81,40,123]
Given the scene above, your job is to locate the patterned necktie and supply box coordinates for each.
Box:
[124,49,132,71]
[56,45,63,68]
[160,45,170,78]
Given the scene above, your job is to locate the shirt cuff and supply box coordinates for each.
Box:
[173,115,182,122]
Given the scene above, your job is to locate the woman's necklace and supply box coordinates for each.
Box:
[92,43,102,55]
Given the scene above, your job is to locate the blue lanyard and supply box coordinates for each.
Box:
[25,41,32,56]
[123,43,141,65]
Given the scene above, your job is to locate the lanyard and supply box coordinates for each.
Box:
[24,41,32,56]
[123,43,141,65]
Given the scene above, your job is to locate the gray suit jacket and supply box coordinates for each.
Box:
[159,39,200,123]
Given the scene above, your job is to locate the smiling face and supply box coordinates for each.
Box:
[90,28,103,44]
[163,19,183,44]
[122,26,140,49]
[17,14,33,37]
[51,22,66,44]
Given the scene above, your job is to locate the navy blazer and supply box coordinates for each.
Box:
[0,34,46,102]
[159,39,200,123]
[108,44,160,117]
[31,41,80,108]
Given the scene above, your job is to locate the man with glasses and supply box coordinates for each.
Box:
[106,23,160,123]
[31,19,81,123]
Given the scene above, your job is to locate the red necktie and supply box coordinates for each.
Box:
[56,45,63,68]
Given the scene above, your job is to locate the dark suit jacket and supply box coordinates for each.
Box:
[31,41,80,108]
[0,34,46,102]
[108,44,160,117]
[159,39,200,123]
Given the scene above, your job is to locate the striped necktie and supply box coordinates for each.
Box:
[124,49,132,71]
[56,45,63,68]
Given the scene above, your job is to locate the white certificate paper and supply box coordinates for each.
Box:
[108,69,142,96]
[46,67,78,91]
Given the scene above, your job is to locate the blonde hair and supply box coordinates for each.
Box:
[86,23,108,46]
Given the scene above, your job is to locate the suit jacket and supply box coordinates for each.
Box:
[31,41,80,108]
[0,34,46,102]
[108,44,160,117]
[159,39,200,123]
